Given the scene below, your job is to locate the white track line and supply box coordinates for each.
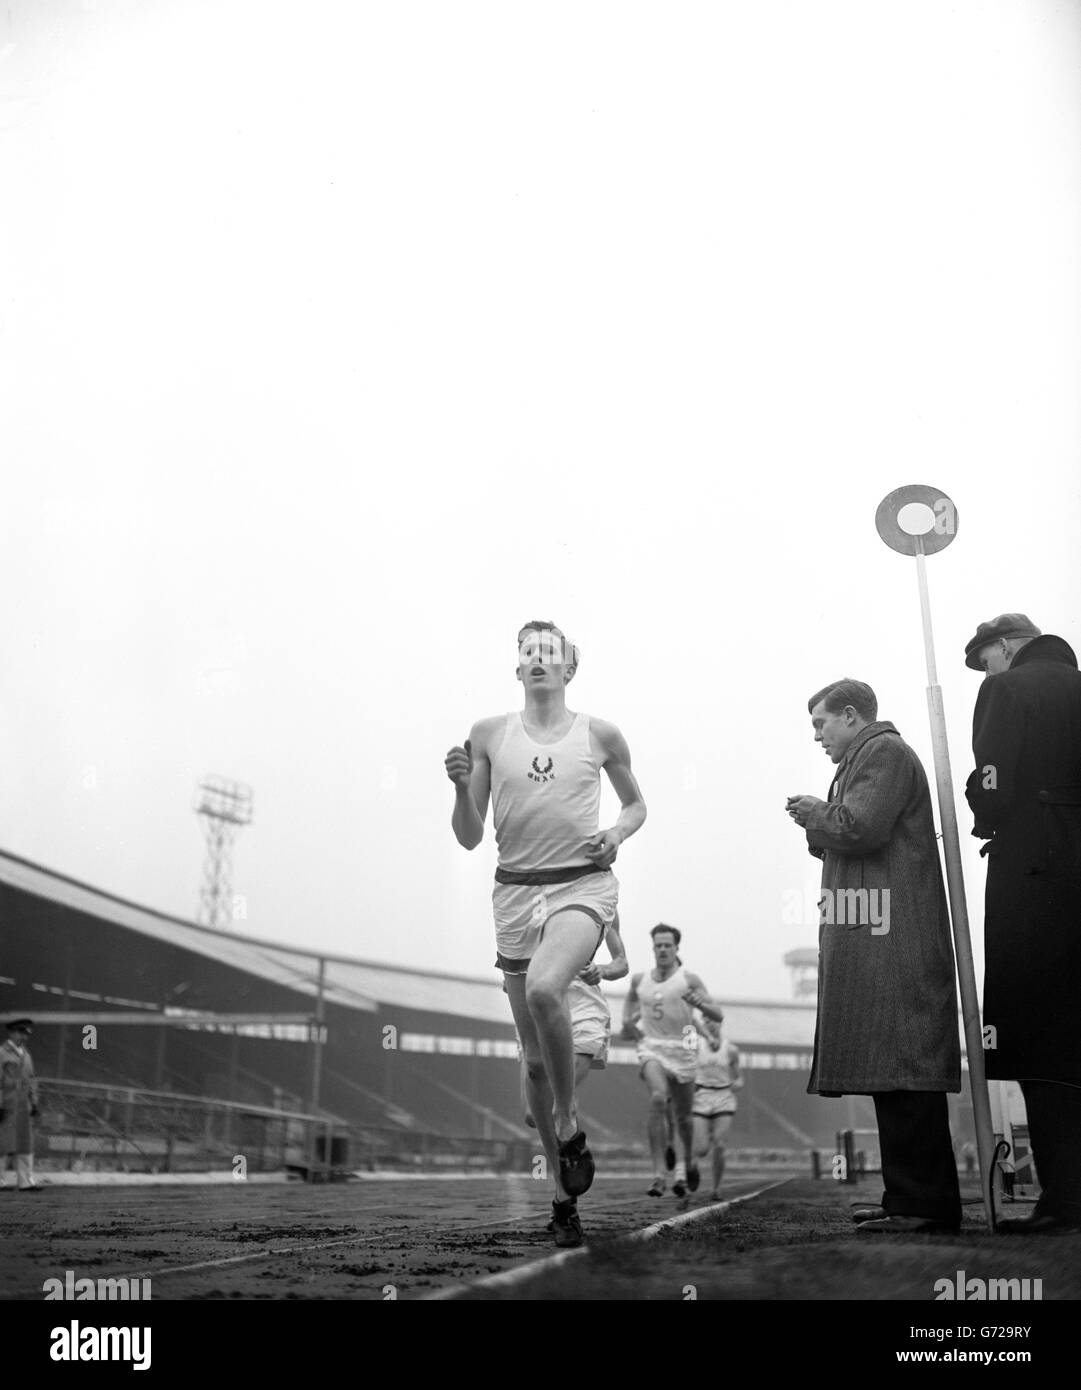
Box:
[625,1179,790,1241]
[349,1169,695,1182]
[124,1204,408,1280]
[423,1178,792,1300]
[128,1194,649,1280]
[126,1233,376,1281]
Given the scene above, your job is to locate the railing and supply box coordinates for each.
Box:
[37,1078,309,1174]
[34,1079,542,1179]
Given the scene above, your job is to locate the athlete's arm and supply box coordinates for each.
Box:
[445,717,497,850]
[621,971,643,1040]
[586,720,647,869]
[730,1046,743,1089]
[595,919,629,983]
[682,972,724,1024]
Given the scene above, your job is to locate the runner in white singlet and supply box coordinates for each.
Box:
[692,1019,742,1200]
[623,924,723,1199]
[445,622,646,1248]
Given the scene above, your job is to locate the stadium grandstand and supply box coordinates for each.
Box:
[1,848,979,1179]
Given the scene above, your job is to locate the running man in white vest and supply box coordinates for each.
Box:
[623,924,723,1198]
[445,621,646,1247]
[692,1018,742,1201]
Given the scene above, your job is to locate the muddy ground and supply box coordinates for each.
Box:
[3,1168,1077,1306]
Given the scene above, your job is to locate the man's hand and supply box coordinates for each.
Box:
[579,962,602,986]
[682,988,709,1011]
[786,794,824,828]
[585,827,622,870]
[620,1022,641,1043]
[444,739,473,788]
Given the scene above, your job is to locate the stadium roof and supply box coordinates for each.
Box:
[0,848,817,1044]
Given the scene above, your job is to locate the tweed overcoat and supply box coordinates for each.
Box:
[804,721,961,1095]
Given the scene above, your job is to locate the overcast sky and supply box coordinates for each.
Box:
[1,0,1078,1003]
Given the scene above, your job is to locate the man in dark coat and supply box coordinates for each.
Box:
[0,1018,41,1191]
[964,613,1081,1233]
[787,679,962,1234]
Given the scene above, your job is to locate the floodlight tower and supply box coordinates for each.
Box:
[783,948,819,1000]
[195,776,253,930]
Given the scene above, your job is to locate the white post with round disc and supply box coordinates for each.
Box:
[875,484,997,1230]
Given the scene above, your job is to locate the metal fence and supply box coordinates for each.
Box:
[33,1079,540,1178]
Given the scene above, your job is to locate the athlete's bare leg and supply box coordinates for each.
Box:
[693,1113,711,1163]
[525,910,603,1144]
[712,1132,727,1194]
[519,1056,533,1127]
[522,1051,593,1126]
[711,1115,732,1196]
[504,971,571,1201]
[660,1076,697,1195]
[693,1112,714,1194]
[640,1059,674,1182]
[671,1078,695,1169]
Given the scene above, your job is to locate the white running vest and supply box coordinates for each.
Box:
[640,967,694,1043]
[569,977,610,1029]
[696,1036,738,1087]
[490,711,600,872]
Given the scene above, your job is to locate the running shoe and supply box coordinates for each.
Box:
[550,1198,583,1248]
[648,1177,665,1197]
[558,1130,595,1198]
[672,1177,687,1198]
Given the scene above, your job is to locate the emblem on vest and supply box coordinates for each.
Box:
[528,756,555,783]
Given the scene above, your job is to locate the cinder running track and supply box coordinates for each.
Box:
[0,1171,780,1301]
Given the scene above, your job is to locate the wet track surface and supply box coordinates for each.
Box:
[0,1172,775,1300]
[4,1170,1078,1301]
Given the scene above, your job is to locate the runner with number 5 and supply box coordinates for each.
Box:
[623,924,723,1199]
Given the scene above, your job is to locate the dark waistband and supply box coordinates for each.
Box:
[696,1083,733,1090]
[1038,786,1081,806]
[494,864,609,887]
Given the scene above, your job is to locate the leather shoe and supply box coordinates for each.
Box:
[857,1215,960,1235]
[996,1212,1081,1235]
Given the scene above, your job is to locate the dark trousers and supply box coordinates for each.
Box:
[873,1091,961,1225]
[1020,1079,1081,1219]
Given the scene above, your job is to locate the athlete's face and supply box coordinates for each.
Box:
[516,629,572,689]
[652,933,678,969]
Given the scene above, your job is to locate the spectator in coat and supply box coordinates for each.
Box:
[787,678,962,1234]
[965,613,1081,1233]
[1,1018,41,1192]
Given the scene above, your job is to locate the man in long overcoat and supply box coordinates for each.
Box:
[0,1018,41,1191]
[787,679,962,1233]
[964,613,1081,1233]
